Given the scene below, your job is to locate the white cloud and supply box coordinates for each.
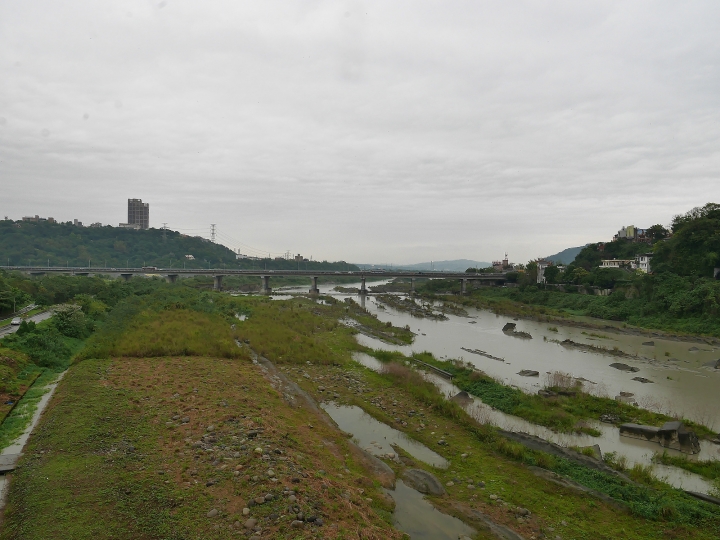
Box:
[1,0,719,262]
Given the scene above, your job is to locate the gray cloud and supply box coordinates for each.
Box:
[1,1,720,262]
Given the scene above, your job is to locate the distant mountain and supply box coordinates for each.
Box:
[543,246,587,265]
[356,259,492,272]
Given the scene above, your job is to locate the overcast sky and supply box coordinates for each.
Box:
[2,1,719,264]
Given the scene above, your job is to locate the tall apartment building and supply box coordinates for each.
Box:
[127,198,149,229]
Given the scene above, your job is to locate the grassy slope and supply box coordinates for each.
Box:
[1,356,401,540]
[4,293,719,539]
[288,361,720,539]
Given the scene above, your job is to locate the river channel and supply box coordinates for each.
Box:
[268,281,720,495]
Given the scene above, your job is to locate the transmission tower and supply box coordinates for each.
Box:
[210,224,216,243]
[162,223,167,243]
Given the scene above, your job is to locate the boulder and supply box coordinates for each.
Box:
[401,469,446,496]
[620,421,700,454]
[615,395,638,405]
[517,370,539,377]
[609,362,640,373]
[658,421,701,454]
[631,377,654,383]
[450,391,473,405]
[502,322,517,332]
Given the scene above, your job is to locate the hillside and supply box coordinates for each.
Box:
[0,220,357,272]
[543,245,586,265]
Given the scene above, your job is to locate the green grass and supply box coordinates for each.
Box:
[326,357,720,534]
[0,368,56,451]
[79,308,247,360]
[653,452,720,481]
[366,349,716,439]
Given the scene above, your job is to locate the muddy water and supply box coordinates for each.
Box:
[319,395,473,538]
[279,282,720,427]
[352,353,718,495]
[388,480,476,540]
[276,283,720,493]
[321,403,448,468]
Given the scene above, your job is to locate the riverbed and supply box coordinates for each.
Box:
[272,281,720,494]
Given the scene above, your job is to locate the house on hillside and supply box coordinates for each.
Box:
[600,259,636,269]
[635,253,653,273]
[537,260,551,284]
[613,225,651,243]
[600,253,653,273]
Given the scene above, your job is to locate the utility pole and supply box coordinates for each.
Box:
[210,224,216,243]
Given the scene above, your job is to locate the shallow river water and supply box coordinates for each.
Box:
[270,281,720,495]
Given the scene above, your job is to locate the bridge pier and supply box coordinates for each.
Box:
[359,276,367,295]
[166,274,178,284]
[410,278,415,294]
[120,274,132,282]
[261,275,272,295]
[460,278,467,295]
[309,276,319,295]
[213,275,224,291]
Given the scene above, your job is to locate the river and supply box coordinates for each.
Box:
[267,281,720,494]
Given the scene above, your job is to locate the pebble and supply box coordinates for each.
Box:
[446,481,454,487]
[489,494,498,500]
[264,493,273,502]
[207,509,218,518]
[288,495,297,503]
[244,518,257,529]
[242,508,250,516]
[291,520,304,528]
[254,447,263,454]
[206,425,215,432]
[267,469,275,477]
[254,497,265,505]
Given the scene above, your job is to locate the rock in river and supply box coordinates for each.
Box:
[402,469,446,496]
[609,362,640,372]
[517,370,539,377]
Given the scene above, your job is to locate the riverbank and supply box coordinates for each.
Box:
[426,289,720,345]
[2,287,719,539]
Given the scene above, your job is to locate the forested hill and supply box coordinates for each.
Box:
[0,220,358,271]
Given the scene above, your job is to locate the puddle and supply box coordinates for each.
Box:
[387,479,476,540]
[352,352,384,372]
[321,403,448,469]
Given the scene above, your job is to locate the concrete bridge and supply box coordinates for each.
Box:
[3,266,508,295]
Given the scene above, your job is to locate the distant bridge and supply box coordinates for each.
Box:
[3,266,508,294]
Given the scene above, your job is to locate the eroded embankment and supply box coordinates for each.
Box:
[0,356,405,540]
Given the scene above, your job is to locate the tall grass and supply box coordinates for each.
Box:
[79,309,246,360]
